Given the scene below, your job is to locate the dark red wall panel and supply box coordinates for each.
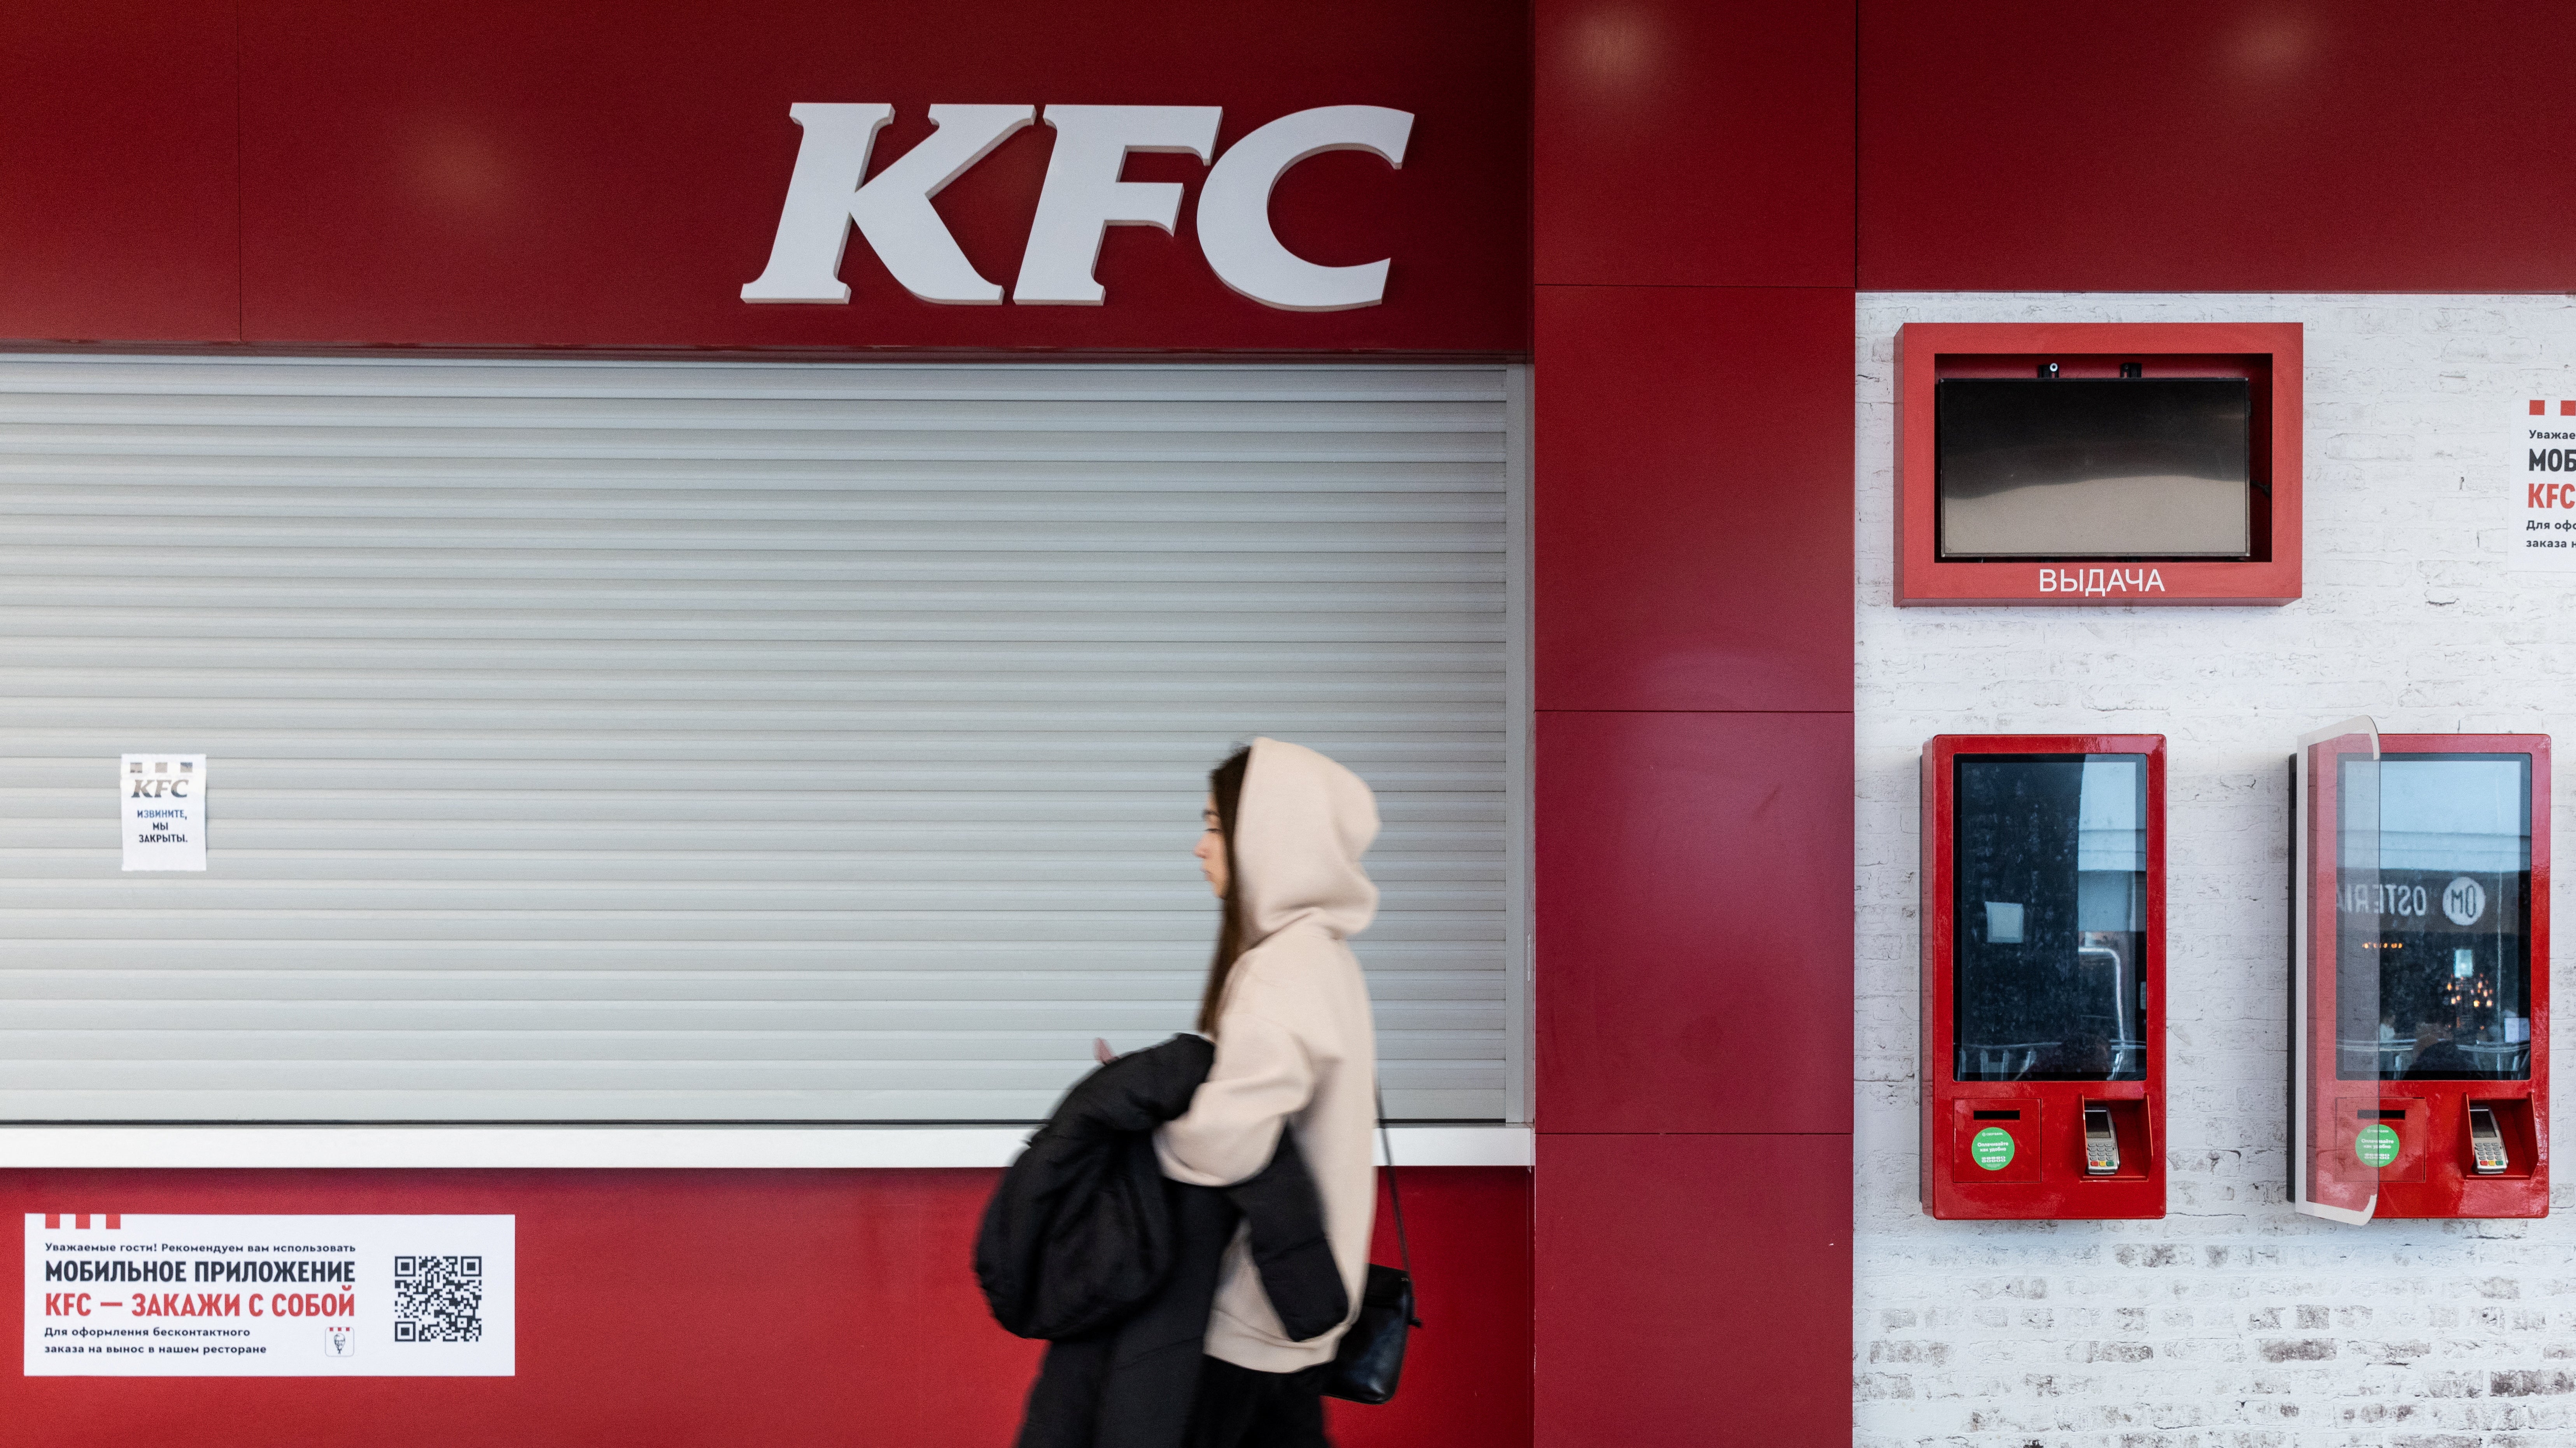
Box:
[1532,0,1857,1432]
[0,4,241,343]
[1332,1167,1532,1444]
[1533,285,1855,713]
[7,1169,1035,1446]
[235,0,1529,352]
[0,1167,1528,1447]
[1862,0,2576,292]
[1533,1134,1849,1446]
[1536,711,1855,1136]
[1535,0,1855,287]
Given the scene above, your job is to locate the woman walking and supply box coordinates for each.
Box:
[1160,737,1381,1448]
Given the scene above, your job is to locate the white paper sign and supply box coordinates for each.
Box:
[2514,402,2576,567]
[25,1213,514,1376]
[121,754,206,871]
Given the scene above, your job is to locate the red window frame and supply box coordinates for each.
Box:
[2296,733,2551,1221]
[1919,733,2166,1220]
[1895,322,2303,607]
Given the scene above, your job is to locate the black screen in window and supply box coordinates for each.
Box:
[1953,754,2150,1082]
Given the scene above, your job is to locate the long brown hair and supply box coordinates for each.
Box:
[1195,747,1252,1034]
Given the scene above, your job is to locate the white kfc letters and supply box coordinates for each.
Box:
[741,103,1035,304]
[742,102,1412,311]
[1197,105,1412,311]
[1011,105,1222,305]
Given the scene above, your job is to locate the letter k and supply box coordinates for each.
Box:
[743,103,1034,305]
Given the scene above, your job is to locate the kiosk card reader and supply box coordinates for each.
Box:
[2291,724,2550,1222]
[1921,734,2166,1219]
[2469,1105,2510,1175]
[2083,1106,2121,1175]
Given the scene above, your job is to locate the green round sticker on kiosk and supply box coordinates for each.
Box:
[1970,1126,2016,1171]
[2355,1122,2401,1169]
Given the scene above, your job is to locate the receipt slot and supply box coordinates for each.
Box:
[1920,735,2166,1219]
[2292,724,2549,1222]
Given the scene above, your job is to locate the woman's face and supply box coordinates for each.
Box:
[1193,792,1229,898]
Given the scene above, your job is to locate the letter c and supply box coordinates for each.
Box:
[1197,106,1413,311]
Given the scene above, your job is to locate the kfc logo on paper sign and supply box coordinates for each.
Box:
[744,104,1413,312]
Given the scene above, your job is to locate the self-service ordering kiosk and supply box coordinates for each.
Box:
[1921,735,2166,1219]
[2292,723,2549,1222]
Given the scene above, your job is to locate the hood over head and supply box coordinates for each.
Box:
[1233,737,1379,945]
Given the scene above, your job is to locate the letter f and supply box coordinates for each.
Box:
[742,103,1033,305]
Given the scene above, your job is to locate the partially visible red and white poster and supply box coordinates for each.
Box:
[25,1213,513,1376]
[2517,400,2576,568]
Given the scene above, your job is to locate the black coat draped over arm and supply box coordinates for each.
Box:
[975,1034,1348,1448]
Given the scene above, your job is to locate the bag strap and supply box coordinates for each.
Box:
[1376,1087,1423,1327]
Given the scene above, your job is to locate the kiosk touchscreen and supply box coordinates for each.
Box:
[2292,723,2549,1222]
[1921,735,2166,1219]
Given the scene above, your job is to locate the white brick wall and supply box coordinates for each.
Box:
[1855,294,2576,1448]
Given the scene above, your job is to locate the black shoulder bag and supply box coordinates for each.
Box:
[1323,1092,1422,1405]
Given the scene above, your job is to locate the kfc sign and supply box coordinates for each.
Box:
[743,104,1413,312]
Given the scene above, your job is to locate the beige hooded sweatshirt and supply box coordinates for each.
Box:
[1155,737,1380,1373]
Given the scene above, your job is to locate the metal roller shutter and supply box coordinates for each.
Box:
[0,356,1523,1124]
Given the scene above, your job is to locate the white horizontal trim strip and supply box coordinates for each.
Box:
[0,1124,1533,1170]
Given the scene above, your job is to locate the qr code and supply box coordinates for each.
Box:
[392,1254,483,1343]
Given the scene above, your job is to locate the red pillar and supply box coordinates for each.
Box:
[1532,4,1857,1441]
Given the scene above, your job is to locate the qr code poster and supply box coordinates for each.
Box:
[23,1213,513,1377]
